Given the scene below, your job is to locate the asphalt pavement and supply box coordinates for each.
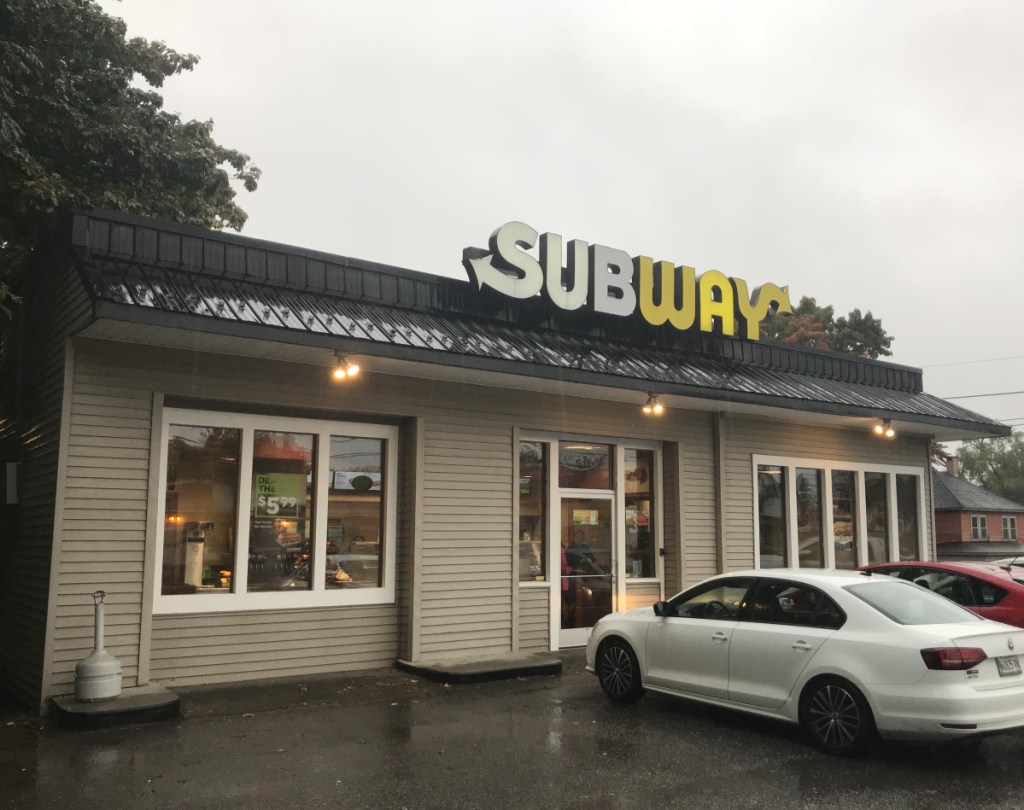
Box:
[1,650,1023,809]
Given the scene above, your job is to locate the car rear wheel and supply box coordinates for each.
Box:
[596,638,645,704]
[799,677,876,756]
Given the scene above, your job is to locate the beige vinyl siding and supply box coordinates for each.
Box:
[54,342,409,694]
[50,365,152,696]
[58,336,944,694]
[517,586,549,652]
[418,416,513,659]
[721,415,932,571]
[0,257,92,707]
[624,582,661,610]
[49,339,731,688]
[679,413,719,588]
[149,606,398,686]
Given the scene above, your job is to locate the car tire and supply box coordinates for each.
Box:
[596,638,645,704]
[799,677,876,756]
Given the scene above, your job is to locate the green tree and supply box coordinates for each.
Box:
[760,296,894,358]
[957,433,1024,508]
[0,0,259,309]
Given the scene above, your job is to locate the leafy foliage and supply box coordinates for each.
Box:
[957,433,1024,508]
[760,296,893,358]
[0,0,259,308]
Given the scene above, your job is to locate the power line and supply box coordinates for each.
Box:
[944,390,1024,401]
[923,354,1024,369]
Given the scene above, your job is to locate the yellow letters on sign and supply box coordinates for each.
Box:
[465,222,793,342]
[636,256,697,331]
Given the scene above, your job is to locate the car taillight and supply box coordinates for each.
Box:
[920,647,988,670]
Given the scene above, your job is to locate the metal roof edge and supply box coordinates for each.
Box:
[86,299,1008,439]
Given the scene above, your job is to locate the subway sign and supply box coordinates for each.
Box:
[463,221,792,340]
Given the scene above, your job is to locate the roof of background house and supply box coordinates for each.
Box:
[62,210,1010,439]
[934,470,1024,512]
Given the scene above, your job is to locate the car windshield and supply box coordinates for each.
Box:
[846,580,984,625]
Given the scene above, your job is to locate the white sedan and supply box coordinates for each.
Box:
[586,569,1024,755]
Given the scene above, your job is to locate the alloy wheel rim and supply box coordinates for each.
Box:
[807,684,860,749]
[599,645,633,696]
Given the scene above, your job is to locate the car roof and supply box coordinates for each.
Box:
[714,568,877,586]
[861,560,1023,583]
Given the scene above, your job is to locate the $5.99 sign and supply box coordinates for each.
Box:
[252,473,305,518]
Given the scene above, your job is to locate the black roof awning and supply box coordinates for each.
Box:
[68,210,1010,439]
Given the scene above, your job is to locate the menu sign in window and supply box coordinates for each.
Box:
[573,509,599,526]
[252,472,305,518]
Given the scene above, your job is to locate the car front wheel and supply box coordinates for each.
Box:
[799,677,876,756]
[596,638,645,704]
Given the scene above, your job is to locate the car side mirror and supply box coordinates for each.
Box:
[653,601,669,617]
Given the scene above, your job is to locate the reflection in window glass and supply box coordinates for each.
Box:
[896,474,920,561]
[326,437,384,589]
[558,442,612,489]
[248,431,315,592]
[865,472,889,564]
[758,466,787,568]
[519,442,546,582]
[831,471,857,569]
[672,579,754,620]
[624,449,656,578]
[162,426,240,595]
[797,469,825,567]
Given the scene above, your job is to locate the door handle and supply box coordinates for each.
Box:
[712,631,729,643]
[792,640,813,652]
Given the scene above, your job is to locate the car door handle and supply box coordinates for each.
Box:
[712,631,729,643]
[792,640,813,652]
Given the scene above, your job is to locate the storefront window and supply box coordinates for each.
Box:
[519,442,546,582]
[865,472,890,564]
[558,442,612,489]
[327,437,385,588]
[758,465,787,568]
[157,410,397,613]
[831,471,857,569]
[896,474,920,561]
[796,468,825,568]
[162,425,240,595]
[248,431,315,592]
[754,458,923,570]
[624,449,656,578]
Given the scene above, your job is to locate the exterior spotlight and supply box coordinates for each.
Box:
[643,393,664,416]
[331,353,360,381]
[873,419,895,439]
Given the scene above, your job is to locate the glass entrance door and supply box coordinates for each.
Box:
[559,496,614,647]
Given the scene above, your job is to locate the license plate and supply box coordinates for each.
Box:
[996,655,1022,677]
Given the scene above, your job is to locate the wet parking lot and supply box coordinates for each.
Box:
[1,651,1023,809]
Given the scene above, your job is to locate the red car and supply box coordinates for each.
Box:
[860,561,1024,628]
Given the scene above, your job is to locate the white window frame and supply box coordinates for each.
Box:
[752,455,927,568]
[1003,516,1018,541]
[972,514,988,541]
[517,432,664,650]
[154,408,398,615]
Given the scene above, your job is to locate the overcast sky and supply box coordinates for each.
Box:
[103,1,1024,434]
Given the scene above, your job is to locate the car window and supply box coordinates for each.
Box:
[973,578,1007,607]
[871,566,908,580]
[847,580,984,624]
[747,580,846,629]
[931,573,976,606]
[669,578,754,620]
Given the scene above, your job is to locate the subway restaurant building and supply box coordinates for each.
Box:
[0,211,1008,710]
